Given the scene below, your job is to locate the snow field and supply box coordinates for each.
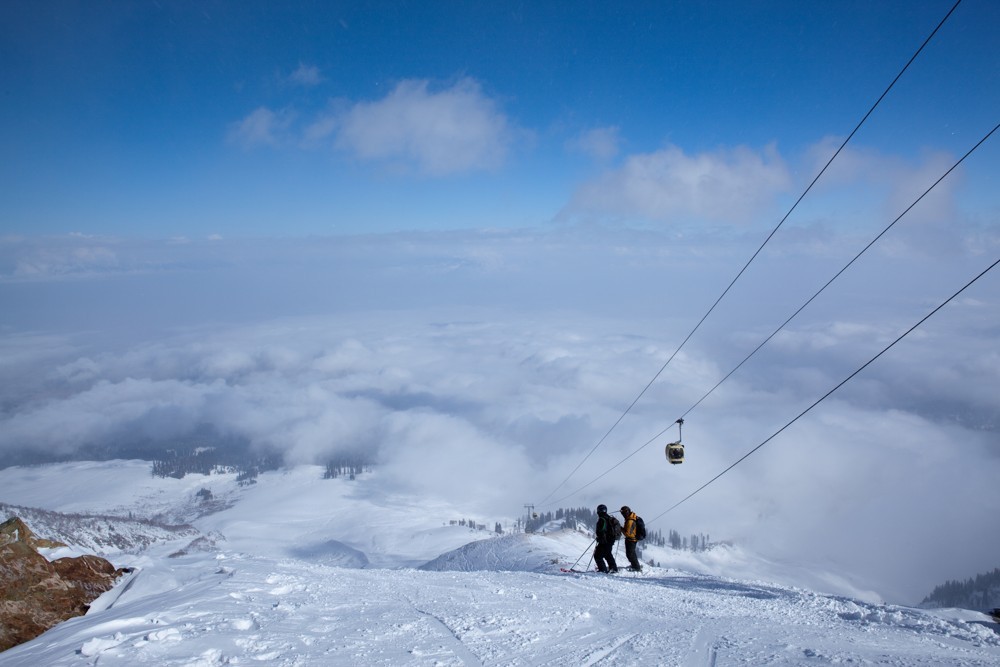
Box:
[1,461,998,665]
[3,546,999,667]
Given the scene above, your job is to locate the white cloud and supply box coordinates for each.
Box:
[564,143,791,224]
[0,377,216,454]
[228,106,297,148]
[229,77,517,176]
[301,112,339,146]
[289,63,323,87]
[0,235,221,282]
[379,410,537,509]
[13,244,117,278]
[334,78,513,176]
[566,126,621,160]
[803,138,965,254]
[1,228,998,602]
[770,321,897,352]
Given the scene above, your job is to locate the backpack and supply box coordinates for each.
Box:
[610,516,622,542]
[634,515,646,541]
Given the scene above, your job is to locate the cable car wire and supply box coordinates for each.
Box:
[537,0,963,506]
[648,253,1000,525]
[543,118,998,508]
[546,422,676,507]
[678,121,999,422]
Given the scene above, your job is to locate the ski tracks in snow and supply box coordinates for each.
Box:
[683,626,720,667]
[404,601,485,666]
[3,554,1000,666]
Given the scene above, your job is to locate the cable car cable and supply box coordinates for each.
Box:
[648,254,1000,526]
[546,421,678,507]
[536,0,963,506]
[678,121,999,422]
[542,119,998,508]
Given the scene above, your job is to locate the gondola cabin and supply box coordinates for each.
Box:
[666,441,684,465]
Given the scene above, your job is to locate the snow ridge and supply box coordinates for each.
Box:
[419,531,590,573]
[2,549,998,666]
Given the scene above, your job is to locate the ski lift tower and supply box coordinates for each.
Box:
[523,504,536,533]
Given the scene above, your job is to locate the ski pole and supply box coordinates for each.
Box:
[568,539,596,571]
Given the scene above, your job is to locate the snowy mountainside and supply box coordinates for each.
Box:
[0,502,199,556]
[0,461,500,568]
[420,529,595,573]
[1,531,998,666]
[0,460,242,524]
[423,527,885,605]
[0,460,998,665]
[0,460,952,601]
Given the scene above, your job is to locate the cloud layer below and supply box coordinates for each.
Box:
[1,226,998,604]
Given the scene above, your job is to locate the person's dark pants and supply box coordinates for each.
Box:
[625,539,642,571]
[594,542,618,572]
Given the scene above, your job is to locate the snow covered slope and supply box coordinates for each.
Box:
[0,461,496,569]
[420,530,595,573]
[0,502,199,556]
[0,461,997,665]
[1,539,998,666]
[0,460,241,524]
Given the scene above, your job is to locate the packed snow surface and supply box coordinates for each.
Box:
[0,461,997,666]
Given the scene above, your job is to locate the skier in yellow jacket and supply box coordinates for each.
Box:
[620,506,642,572]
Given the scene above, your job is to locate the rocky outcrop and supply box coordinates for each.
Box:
[0,517,129,653]
[0,516,65,550]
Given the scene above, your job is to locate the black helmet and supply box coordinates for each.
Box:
[597,504,607,513]
[620,506,630,515]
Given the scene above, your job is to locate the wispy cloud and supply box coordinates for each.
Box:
[334,78,514,176]
[228,106,297,149]
[230,77,517,176]
[0,235,225,282]
[289,62,323,87]
[566,125,621,161]
[803,138,966,255]
[564,144,791,225]
[12,244,119,279]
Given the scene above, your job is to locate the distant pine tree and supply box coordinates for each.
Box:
[526,507,709,551]
[322,453,374,479]
[920,568,1000,611]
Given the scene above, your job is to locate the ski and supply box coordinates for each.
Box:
[559,567,621,574]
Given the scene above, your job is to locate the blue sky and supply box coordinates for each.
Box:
[2,0,997,237]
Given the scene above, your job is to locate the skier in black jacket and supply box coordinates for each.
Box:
[593,504,620,573]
